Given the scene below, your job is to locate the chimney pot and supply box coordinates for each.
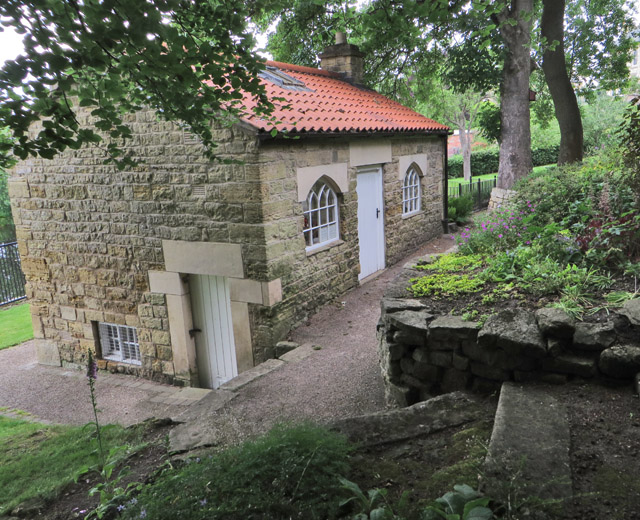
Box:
[335,31,346,45]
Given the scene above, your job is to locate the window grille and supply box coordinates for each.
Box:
[98,322,142,365]
[402,167,421,215]
[303,181,339,250]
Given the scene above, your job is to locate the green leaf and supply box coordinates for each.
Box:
[464,506,493,520]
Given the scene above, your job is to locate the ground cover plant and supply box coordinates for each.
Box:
[0,303,33,350]
[411,149,639,320]
[120,423,353,520]
[0,416,142,516]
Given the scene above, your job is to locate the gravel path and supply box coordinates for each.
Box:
[0,235,455,433]
[171,235,456,446]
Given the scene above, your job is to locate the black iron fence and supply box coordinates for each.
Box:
[448,176,497,210]
[0,241,26,306]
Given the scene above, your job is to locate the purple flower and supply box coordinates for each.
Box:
[200,499,207,506]
[86,351,98,380]
[117,505,126,512]
[498,234,503,238]
[140,510,147,519]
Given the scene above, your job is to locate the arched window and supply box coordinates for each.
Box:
[402,166,421,216]
[303,180,339,250]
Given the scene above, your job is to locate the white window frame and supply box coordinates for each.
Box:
[98,322,142,365]
[402,166,421,216]
[303,181,340,251]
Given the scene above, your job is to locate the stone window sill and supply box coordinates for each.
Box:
[402,210,424,220]
[306,239,345,257]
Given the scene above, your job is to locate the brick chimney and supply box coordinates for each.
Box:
[319,32,364,85]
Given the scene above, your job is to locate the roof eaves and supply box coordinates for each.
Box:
[256,128,452,141]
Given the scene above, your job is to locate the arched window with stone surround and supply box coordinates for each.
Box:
[402,166,421,216]
[302,180,339,250]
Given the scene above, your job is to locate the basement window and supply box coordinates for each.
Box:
[98,322,142,365]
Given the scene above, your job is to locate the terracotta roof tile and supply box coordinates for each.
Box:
[241,60,449,136]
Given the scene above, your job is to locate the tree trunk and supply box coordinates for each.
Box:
[497,0,533,190]
[460,126,472,181]
[541,0,583,165]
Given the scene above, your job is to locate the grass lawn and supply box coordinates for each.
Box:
[0,303,33,350]
[449,172,497,187]
[0,416,141,515]
[448,164,556,187]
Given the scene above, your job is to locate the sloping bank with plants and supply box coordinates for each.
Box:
[379,146,640,406]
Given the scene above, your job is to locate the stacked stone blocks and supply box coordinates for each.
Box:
[379,289,640,407]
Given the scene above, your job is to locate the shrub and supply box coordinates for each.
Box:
[457,206,536,255]
[448,145,559,178]
[121,424,352,520]
[448,194,474,224]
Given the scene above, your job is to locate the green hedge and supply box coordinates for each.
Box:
[448,145,559,177]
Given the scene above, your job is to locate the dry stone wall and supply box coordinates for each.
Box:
[379,274,640,407]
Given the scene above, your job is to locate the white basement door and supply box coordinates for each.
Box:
[190,274,238,389]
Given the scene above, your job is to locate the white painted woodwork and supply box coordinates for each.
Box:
[356,166,386,280]
[190,274,238,389]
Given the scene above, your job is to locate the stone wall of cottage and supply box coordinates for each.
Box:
[255,135,445,349]
[385,139,444,266]
[8,107,265,384]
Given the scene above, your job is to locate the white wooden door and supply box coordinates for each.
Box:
[356,166,386,280]
[190,274,238,389]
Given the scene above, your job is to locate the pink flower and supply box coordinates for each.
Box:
[498,234,503,238]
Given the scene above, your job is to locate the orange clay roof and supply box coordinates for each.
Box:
[240,60,449,136]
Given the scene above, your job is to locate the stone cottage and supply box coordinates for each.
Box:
[8,38,449,389]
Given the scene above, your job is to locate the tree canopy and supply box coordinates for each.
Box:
[0,0,276,169]
[260,0,637,185]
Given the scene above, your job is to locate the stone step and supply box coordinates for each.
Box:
[482,382,572,506]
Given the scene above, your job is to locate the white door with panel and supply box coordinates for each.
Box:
[190,274,238,389]
[356,166,386,280]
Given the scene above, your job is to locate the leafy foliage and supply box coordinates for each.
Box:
[0,0,276,168]
[339,478,408,520]
[121,423,352,520]
[448,145,559,177]
[619,96,640,208]
[416,254,484,273]
[448,195,474,224]
[409,273,485,299]
[421,484,494,520]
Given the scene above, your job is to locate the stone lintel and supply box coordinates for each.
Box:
[296,163,348,201]
[397,153,428,180]
[349,141,392,168]
[163,240,244,279]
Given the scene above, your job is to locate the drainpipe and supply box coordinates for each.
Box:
[441,134,449,234]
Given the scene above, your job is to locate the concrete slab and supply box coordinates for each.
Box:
[219,358,285,392]
[482,382,572,503]
[173,387,211,400]
[279,343,317,363]
[169,389,237,452]
[331,392,486,447]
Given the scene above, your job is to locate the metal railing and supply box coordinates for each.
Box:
[0,241,26,306]
[448,176,497,210]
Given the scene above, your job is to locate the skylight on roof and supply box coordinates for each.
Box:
[259,66,310,91]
